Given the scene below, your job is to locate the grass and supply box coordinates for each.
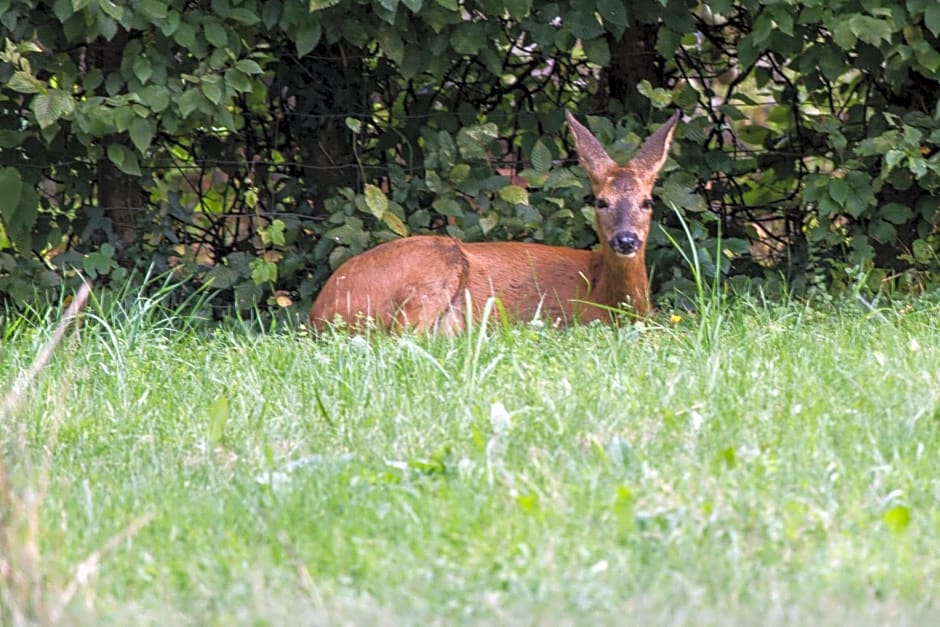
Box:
[3,290,940,625]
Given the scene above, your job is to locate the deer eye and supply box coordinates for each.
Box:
[594,198,610,210]
[641,198,654,211]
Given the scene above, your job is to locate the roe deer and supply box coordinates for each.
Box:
[309,109,680,332]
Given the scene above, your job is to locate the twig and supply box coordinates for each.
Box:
[50,512,156,623]
[0,279,92,421]
[0,279,92,625]
[276,530,323,607]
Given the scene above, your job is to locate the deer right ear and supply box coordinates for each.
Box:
[631,109,681,178]
[566,110,617,186]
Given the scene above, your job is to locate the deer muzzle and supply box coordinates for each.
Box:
[608,231,642,257]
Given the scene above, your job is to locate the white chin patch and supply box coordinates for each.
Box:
[615,251,638,259]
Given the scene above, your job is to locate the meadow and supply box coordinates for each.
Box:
[2,288,940,625]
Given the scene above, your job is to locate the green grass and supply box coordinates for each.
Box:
[3,294,940,625]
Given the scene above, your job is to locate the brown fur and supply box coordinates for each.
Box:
[309,110,680,332]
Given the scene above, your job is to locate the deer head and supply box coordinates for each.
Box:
[566,110,680,261]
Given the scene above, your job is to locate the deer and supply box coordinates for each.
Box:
[309,109,681,333]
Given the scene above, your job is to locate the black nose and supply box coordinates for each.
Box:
[609,232,641,255]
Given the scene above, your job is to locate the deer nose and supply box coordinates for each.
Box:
[609,232,641,256]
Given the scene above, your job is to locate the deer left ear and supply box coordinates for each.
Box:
[630,110,681,177]
[566,110,617,186]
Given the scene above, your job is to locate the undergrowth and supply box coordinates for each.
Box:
[2,282,940,625]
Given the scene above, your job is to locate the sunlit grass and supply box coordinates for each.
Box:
[3,294,940,624]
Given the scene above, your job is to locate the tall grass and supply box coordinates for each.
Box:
[2,285,940,624]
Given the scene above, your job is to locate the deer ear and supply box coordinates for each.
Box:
[566,110,617,186]
[630,109,681,177]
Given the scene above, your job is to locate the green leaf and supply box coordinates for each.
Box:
[770,6,794,37]
[927,4,940,38]
[448,163,470,184]
[817,46,846,80]
[883,505,911,533]
[205,264,242,289]
[204,21,229,48]
[11,41,43,54]
[400,46,422,79]
[363,183,389,218]
[815,195,839,218]
[401,0,423,12]
[178,87,204,118]
[432,197,464,217]
[31,90,74,128]
[751,14,772,46]
[661,178,706,212]
[325,218,369,249]
[718,447,737,468]
[141,85,171,112]
[3,184,36,252]
[114,106,135,133]
[295,22,322,56]
[235,59,264,74]
[868,219,896,243]
[159,10,181,36]
[852,16,893,46]
[225,67,252,92]
[83,249,115,278]
[0,167,24,224]
[878,203,913,224]
[828,178,849,205]
[500,184,530,206]
[341,18,369,46]
[129,116,155,153]
[451,23,483,55]
[98,0,123,20]
[382,211,409,237]
[704,151,733,172]
[249,257,278,284]
[132,55,153,83]
[435,0,459,9]
[515,491,541,516]
[456,123,498,160]
[719,104,746,121]
[310,0,341,11]
[913,41,940,73]
[107,143,142,176]
[597,0,628,32]
[6,71,45,94]
[737,34,760,68]
[201,80,224,105]
[479,211,498,234]
[503,0,530,19]
[98,15,118,41]
[345,117,363,134]
[844,171,873,217]
[531,139,552,173]
[832,21,857,50]
[566,9,604,40]
[912,239,934,264]
[53,0,74,21]
[656,27,694,58]
[207,396,230,445]
[425,170,443,193]
[582,37,610,66]
[174,22,196,48]
[139,0,168,19]
[230,8,261,25]
[376,28,405,65]
[260,219,286,246]
[637,79,672,108]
